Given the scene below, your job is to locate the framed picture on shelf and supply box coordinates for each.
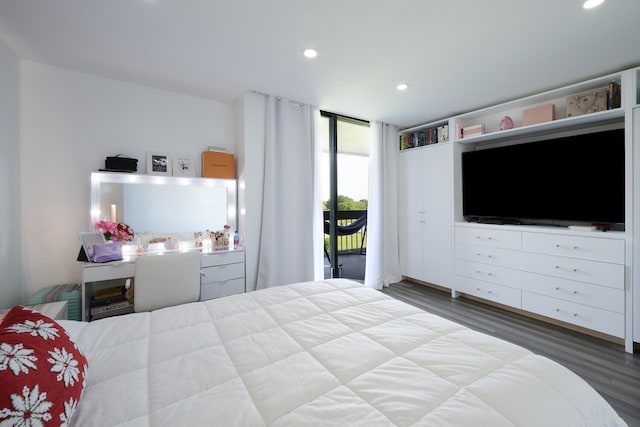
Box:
[172,153,196,177]
[146,151,172,176]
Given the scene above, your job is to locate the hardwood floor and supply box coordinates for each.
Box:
[382,280,640,427]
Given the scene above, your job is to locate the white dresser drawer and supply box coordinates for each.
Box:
[200,278,245,301]
[456,276,521,308]
[522,272,624,313]
[201,262,244,285]
[455,226,521,250]
[522,252,623,289]
[83,262,135,282]
[455,259,521,289]
[201,251,245,268]
[522,232,624,263]
[455,243,521,269]
[522,291,623,338]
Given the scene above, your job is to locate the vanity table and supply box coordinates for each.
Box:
[81,249,246,321]
[83,171,242,321]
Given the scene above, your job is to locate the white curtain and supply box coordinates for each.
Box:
[364,121,402,290]
[256,96,323,289]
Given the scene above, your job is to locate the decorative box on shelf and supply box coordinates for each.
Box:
[523,104,555,126]
[461,123,485,139]
[566,87,607,118]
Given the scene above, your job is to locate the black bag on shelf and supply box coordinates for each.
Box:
[103,155,138,172]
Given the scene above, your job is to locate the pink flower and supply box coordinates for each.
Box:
[95,220,134,242]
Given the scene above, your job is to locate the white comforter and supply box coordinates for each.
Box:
[67,279,625,426]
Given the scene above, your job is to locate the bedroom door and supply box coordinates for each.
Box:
[320,112,369,281]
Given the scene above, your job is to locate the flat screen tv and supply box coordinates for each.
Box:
[462,128,625,227]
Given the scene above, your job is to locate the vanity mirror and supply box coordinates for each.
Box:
[90,172,237,236]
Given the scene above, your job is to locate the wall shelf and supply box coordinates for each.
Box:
[456,108,624,145]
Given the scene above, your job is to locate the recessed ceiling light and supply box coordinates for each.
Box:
[397,83,409,91]
[303,48,318,59]
[583,0,604,9]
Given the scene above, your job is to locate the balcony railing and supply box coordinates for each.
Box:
[323,210,367,255]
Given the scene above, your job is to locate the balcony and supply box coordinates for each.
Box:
[323,210,366,282]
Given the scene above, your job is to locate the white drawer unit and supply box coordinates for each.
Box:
[454,225,522,310]
[455,226,521,250]
[200,251,245,301]
[82,262,135,282]
[522,232,624,263]
[522,291,624,338]
[453,224,626,340]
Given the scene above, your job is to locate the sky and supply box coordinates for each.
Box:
[320,152,369,202]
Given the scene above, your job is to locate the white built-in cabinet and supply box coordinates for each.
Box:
[398,142,453,289]
[455,223,625,338]
[397,66,640,353]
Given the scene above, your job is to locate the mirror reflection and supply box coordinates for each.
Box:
[91,172,237,238]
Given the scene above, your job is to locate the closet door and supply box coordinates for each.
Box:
[397,150,424,280]
[421,143,453,288]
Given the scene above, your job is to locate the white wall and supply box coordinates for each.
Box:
[0,40,21,308]
[19,61,235,295]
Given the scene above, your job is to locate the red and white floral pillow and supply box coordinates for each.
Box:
[0,306,88,426]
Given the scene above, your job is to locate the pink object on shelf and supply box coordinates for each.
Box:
[523,104,555,126]
[499,116,514,130]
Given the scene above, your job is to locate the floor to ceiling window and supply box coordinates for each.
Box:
[320,112,369,281]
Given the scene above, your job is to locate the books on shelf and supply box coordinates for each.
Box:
[90,284,133,320]
[607,81,621,110]
[91,304,134,320]
[90,299,130,316]
[94,285,125,300]
[399,125,445,151]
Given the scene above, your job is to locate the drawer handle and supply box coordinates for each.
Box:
[555,265,579,273]
[555,308,579,317]
[554,287,578,295]
[476,236,493,240]
[475,270,493,276]
[555,244,579,250]
[476,253,493,258]
[200,270,205,277]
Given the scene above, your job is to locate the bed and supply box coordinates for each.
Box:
[3,279,626,426]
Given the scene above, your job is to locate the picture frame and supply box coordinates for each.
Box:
[78,231,106,262]
[172,153,196,177]
[146,151,172,176]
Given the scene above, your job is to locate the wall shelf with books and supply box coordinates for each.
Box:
[399,119,450,151]
[452,70,625,145]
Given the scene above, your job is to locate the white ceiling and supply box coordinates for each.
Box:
[0,0,639,128]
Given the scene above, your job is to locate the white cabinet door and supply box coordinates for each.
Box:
[422,144,453,287]
[397,150,424,280]
[398,144,453,287]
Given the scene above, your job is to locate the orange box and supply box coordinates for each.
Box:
[522,104,555,126]
[202,151,235,179]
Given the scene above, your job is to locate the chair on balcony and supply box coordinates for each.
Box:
[323,213,367,262]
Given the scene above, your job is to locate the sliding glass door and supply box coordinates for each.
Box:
[320,112,369,281]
